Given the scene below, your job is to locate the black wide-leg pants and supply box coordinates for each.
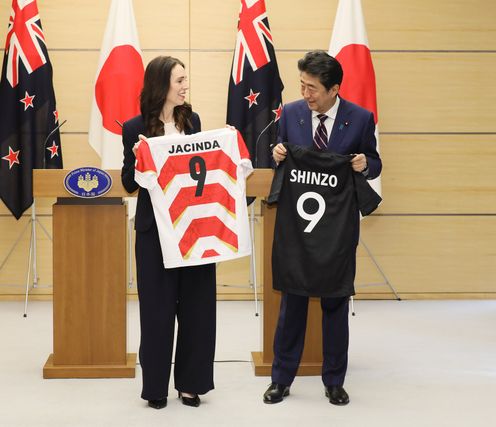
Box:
[136,223,216,400]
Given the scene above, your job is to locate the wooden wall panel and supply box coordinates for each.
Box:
[133,0,190,49]
[189,0,496,51]
[277,52,496,133]
[216,209,263,299]
[20,0,190,50]
[0,216,53,294]
[0,199,54,216]
[2,0,496,52]
[191,51,496,134]
[60,134,101,169]
[51,51,99,133]
[1,0,495,299]
[190,0,335,51]
[190,52,232,130]
[375,53,496,133]
[190,51,319,129]
[190,0,239,50]
[52,52,190,134]
[37,0,108,49]
[125,202,264,299]
[363,0,496,50]
[359,216,496,294]
[278,52,310,105]
[379,135,496,214]
[253,52,496,134]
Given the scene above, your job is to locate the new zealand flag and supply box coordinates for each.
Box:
[0,0,62,219]
[226,0,283,168]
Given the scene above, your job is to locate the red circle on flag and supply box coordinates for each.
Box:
[336,44,378,124]
[95,45,144,135]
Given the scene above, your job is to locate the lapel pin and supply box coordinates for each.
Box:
[299,119,304,125]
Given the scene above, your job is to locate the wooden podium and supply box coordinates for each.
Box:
[246,170,323,376]
[33,168,322,378]
[34,169,136,379]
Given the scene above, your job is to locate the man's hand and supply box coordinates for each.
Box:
[273,143,287,164]
[350,153,367,173]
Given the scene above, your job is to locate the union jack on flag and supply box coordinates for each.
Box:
[227,0,283,168]
[4,0,47,88]
[232,0,273,85]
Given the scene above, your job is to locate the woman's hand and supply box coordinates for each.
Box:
[132,134,147,156]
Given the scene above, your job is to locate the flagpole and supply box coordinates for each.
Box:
[128,216,135,289]
[358,237,401,300]
[31,201,38,288]
[23,117,67,316]
[249,203,259,316]
[23,203,35,318]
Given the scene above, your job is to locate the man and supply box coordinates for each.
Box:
[263,50,382,405]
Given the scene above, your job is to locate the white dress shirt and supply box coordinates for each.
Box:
[311,96,340,144]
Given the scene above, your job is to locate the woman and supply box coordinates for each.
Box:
[121,56,216,409]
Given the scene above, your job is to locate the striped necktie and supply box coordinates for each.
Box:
[313,114,328,150]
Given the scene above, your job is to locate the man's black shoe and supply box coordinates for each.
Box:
[263,383,290,404]
[325,385,349,406]
[148,397,167,409]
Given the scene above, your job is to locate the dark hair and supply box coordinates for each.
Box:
[297,50,343,90]
[140,56,192,137]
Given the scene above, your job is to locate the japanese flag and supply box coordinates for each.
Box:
[88,0,144,170]
[329,0,381,195]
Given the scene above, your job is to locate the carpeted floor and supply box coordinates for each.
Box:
[0,299,495,427]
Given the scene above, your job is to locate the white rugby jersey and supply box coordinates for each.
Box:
[135,128,253,268]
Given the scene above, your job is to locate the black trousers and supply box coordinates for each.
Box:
[136,223,216,400]
[271,293,349,387]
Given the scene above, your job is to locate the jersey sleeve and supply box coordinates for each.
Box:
[352,172,382,216]
[134,139,159,190]
[236,130,254,178]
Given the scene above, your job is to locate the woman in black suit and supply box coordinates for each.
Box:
[121,56,216,409]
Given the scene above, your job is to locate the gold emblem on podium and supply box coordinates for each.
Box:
[64,167,113,198]
[77,172,99,192]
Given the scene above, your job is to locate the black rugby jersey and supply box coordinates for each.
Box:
[269,144,382,298]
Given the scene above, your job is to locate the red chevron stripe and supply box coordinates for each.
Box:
[158,150,237,190]
[179,216,238,258]
[135,140,157,173]
[202,249,220,258]
[169,183,236,224]
[236,130,250,160]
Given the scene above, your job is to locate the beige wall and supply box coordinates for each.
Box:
[1,0,495,299]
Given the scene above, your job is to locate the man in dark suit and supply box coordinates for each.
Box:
[263,50,382,405]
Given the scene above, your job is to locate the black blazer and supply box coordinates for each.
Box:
[121,113,201,232]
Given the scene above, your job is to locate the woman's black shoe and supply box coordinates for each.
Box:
[148,397,167,409]
[178,391,201,407]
